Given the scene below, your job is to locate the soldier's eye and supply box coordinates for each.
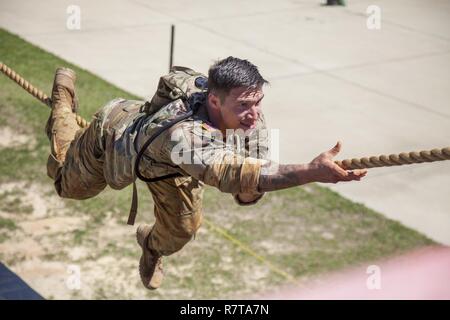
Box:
[256,98,263,106]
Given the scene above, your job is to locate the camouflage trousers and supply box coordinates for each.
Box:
[46,104,203,256]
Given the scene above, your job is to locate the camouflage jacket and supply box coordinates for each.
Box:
[97,93,269,197]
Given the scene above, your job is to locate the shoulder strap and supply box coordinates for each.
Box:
[127,108,195,225]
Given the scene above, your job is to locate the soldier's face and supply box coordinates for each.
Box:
[219,86,264,131]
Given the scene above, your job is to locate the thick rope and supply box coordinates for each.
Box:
[1,62,449,170]
[0,62,89,128]
[335,147,450,170]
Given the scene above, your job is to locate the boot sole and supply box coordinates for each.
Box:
[56,68,76,81]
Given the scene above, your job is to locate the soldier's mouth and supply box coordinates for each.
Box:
[240,121,256,130]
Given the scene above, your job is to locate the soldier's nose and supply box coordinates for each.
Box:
[247,106,259,120]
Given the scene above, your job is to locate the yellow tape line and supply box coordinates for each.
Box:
[203,218,295,282]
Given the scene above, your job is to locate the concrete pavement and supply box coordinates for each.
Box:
[1,0,449,243]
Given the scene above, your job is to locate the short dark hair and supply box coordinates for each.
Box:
[208,56,269,101]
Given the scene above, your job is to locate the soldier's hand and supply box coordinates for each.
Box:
[308,141,367,184]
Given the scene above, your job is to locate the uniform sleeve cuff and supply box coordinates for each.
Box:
[233,192,265,206]
[239,157,268,193]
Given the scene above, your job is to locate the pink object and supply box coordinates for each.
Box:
[256,246,450,300]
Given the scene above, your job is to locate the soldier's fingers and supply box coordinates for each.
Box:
[333,164,349,178]
[346,171,366,181]
[337,172,364,183]
[326,141,342,158]
[348,169,367,176]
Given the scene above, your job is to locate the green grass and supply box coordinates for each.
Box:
[0,28,434,299]
[0,188,34,214]
[0,217,18,244]
[0,217,17,231]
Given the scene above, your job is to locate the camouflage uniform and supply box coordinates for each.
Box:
[47,93,269,256]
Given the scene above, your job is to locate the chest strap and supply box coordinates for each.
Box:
[127,109,195,225]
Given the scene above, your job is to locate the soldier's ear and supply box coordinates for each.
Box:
[208,92,222,110]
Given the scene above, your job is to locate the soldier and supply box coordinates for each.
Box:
[45,56,367,290]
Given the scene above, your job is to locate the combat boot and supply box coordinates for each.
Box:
[136,224,164,290]
[45,67,80,165]
[51,67,78,112]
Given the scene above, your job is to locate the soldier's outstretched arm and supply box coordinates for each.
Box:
[258,141,367,193]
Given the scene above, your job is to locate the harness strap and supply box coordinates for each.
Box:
[127,109,195,225]
[128,180,139,225]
